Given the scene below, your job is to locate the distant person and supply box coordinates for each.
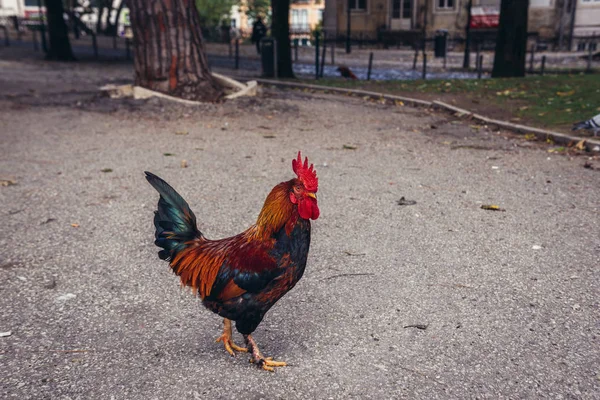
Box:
[251,17,267,54]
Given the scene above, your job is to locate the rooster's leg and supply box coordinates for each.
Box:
[243,334,287,372]
[215,318,247,356]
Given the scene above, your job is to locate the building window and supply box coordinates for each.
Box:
[437,0,455,9]
[291,9,309,31]
[392,0,412,18]
[300,9,308,30]
[530,0,553,7]
[392,0,401,18]
[349,0,367,11]
[403,0,411,18]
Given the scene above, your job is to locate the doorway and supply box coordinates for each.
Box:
[390,0,412,30]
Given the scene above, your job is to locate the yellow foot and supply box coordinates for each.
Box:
[216,333,248,356]
[250,356,287,372]
[244,334,286,372]
[216,318,247,356]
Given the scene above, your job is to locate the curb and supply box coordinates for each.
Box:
[253,78,600,152]
[254,78,432,107]
[431,101,600,151]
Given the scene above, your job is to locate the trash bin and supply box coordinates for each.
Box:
[434,29,448,58]
[260,37,276,78]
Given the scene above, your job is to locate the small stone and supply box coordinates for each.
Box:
[57,293,76,301]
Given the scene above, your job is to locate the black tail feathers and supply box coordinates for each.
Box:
[145,172,202,261]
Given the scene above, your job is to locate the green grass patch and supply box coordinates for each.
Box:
[315,74,600,131]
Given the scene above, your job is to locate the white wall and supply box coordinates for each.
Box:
[0,0,23,17]
[575,0,600,34]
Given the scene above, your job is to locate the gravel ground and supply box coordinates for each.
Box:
[0,55,599,399]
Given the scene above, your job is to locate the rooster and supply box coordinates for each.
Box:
[145,152,319,371]
[337,65,358,80]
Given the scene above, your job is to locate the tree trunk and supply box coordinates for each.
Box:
[271,0,294,78]
[491,0,529,78]
[45,0,76,61]
[126,0,223,102]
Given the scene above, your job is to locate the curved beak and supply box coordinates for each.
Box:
[306,192,317,200]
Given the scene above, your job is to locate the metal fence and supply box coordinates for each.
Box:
[1,16,597,81]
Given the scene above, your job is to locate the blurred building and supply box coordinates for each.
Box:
[290,0,325,34]
[229,0,324,39]
[323,0,600,51]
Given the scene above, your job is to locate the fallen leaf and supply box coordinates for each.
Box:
[583,162,594,170]
[180,160,188,168]
[263,135,276,139]
[395,100,404,106]
[71,223,80,228]
[343,144,357,150]
[101,168,113,173]
[0,179,17,186]
[556,90,575,97]
[575,140,586,151]
[403,324,428,330]
[175,130,188,135]
[524,133,536,141]
[397,197,417,206]
[344,251,366,256]
[547,147,566,153]
[163,153,175,156]
[481,204,505,211]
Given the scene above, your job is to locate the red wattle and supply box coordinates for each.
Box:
[298,197,320,220]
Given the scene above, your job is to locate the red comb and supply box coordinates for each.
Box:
[292,151,318,192]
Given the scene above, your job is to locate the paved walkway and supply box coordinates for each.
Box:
[0,52,599,399]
